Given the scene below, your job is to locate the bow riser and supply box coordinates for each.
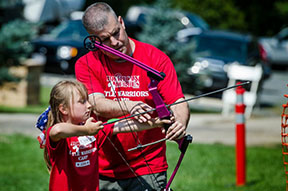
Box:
[148,78,171,119]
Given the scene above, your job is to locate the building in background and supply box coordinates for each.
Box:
[23,0,85,23]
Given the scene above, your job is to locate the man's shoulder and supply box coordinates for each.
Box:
[75,51,101,70]
[77,51,95,62]
[133,38,160,51]
[132,38,168,59]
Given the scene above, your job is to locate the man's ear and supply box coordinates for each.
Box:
[59,104,68,115]
[118,16,125,30]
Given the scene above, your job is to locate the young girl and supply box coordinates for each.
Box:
[44,80,172,191]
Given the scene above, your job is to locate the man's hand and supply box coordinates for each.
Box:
[128,101,154,123]
[164,120,186,140]
[89,94,154,121]
[165,98,190,141]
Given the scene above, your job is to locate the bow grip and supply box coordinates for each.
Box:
[162,115,172,132]
[176,134,193,153]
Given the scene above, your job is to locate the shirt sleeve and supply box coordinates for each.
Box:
[156,53,185,105]
[75,53,105,95]
[45,126,65,163]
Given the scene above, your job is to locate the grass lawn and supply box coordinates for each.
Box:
[0,134,285,191]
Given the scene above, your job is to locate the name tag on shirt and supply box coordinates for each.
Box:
[78,136,96,146]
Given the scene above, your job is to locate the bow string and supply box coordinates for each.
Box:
[84,35,193,191]
[84,36,164,190]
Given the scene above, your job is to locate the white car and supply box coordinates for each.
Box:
[259,27,288,68]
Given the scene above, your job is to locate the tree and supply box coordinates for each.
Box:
[171,0,246,32]
[137,0,205,94]
[0,0,24,28]
[0,19,37,84]
[83,0,155,16]
[234,0,288,36]
[172,0,288,36]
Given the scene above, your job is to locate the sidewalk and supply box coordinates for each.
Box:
[0,113,40,137]
[187,113,281,146]
[0,110,282,146]
[185,96,282,146]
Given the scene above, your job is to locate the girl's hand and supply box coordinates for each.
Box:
[85,117,104,135]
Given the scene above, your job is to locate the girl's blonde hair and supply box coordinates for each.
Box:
[44,80,88,172]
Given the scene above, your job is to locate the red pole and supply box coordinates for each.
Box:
[281,85,288,190]
[235,83,246,186]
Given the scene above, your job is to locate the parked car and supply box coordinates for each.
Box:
[124,5,209,39]
[179,30,271,96]
[31,19,89,74]
[258,27,288,68]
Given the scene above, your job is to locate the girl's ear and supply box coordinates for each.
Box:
[59,104,68,115]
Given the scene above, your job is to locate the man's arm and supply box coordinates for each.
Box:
[166,98,190,140]
[113,117,173,135]
[89,93,153,123]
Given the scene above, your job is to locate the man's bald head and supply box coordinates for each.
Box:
[82,2,118,34]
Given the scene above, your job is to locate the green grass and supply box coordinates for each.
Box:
[167,142,286,191]
[0,134,49,191]
[0,134,285,191]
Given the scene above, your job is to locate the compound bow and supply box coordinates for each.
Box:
[83,35,250,191]
[84,35,193,190]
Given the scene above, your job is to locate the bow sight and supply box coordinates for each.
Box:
[84,35,101,51]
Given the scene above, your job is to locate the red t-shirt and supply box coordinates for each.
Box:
[46,124,113,191]
[75,38,184,178]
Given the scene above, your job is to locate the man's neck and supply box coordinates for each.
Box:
[114,38,135,63]
[128,38,135,55]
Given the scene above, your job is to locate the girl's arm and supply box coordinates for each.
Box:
[112,117,173,135]
[49,117,103,142]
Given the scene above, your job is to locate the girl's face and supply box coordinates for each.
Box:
[68,89,91,125]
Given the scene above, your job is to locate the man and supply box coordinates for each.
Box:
[75,2,190,191]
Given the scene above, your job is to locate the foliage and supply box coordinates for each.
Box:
[0,19,37,84]
[234,0,288,36]
[170,0,288,36]
[0,0,23,8]
[0,134,285,190]
[275,1,288,18]
[84,0,288,37]
[171,0,246,32]
[137,0,204,93]
[0,19,36,67]
[84,0,155,16]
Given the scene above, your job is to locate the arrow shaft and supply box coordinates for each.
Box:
[103,81,250,126]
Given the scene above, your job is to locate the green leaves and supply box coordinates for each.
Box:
[0,19,37,67]
[0,19,38,84]
[137,0,204,93]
